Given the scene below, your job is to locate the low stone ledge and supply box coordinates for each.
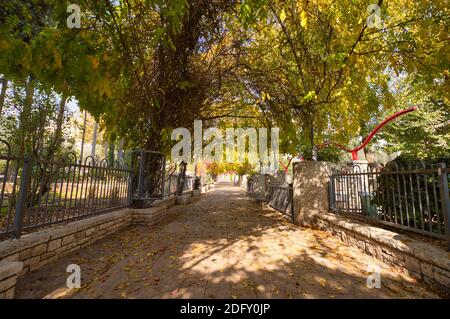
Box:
[176,194,192,205]
[314,212,450,291]
[151,196,176,208]
[0,199,193,298]
[0,209,132,280]
[201,186,207,193]
[132,205,166,225]
[0,261,23,299]
[133,205,166,215]
[130,201,184,227]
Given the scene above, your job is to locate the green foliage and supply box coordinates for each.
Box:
[379,99,450,160]
[0,81,75,156]
[302,145,344,164]
[224,0,449,160]
[206,161,256,176]
[1,0,448,165]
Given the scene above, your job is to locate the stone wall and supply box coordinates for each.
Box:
[0,209,132,299]
[0,209,132,277]
[292,161,333,227]
[312,213,450,292]
[0,191,204,299]
[292,160,450,293]
[248,174,267,200]
[0,261,23,298]
[133,197,176,226]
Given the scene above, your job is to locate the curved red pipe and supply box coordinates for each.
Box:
[319,106,417,160]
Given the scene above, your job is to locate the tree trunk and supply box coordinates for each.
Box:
[310,125,318,161]
[48,92,68,158]
[18,75,36,157]
[108,143,115,164]
[117,138,124,163]
[0,78,8,116]
[80,111,87,163]
[363,146,372,162]
[103,142,108,159]
[91,122,98,159]
[33,93,68,204]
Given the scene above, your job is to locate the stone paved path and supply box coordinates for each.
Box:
[15,183,439,298]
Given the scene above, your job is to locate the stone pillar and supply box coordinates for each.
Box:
[293,161,333,227]
[0,261,23,299]
[241,175,248,189]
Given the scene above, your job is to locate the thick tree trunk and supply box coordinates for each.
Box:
[0,78,8,116]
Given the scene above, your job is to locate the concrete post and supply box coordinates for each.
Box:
[292,161,333,227]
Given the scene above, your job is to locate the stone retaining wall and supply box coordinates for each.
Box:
[133,205,173,226]
[0,261,23,298]
[292,161,450,293]
[312,212,450,292]
[0,209,132,299]
[0,209,132,277]
[0,191,204,299]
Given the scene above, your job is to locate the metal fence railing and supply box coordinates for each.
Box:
[202,174,213,187]
[163,173,179,197]
[0,139,205,240]
[266,183,294,222]
[246,173,294,222]
[183,175,194,192]
[329,162,450,247]
[163,174,194,196]
[130,150,166,206]
[0,147,132,239]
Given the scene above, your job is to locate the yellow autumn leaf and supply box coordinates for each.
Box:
[300,11,308,29]
[279,9,287,23]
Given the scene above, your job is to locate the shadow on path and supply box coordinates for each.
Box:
[15,183,439,299]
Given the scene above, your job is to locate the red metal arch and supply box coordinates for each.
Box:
[319,106,417,160]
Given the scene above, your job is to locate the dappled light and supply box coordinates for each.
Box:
[14,184,437,299]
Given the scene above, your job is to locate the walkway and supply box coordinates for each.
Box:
[15,183,438,298]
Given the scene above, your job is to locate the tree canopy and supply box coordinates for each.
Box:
[0,0,448,163]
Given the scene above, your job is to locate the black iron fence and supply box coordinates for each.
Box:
[130,150,166,207]
[0,142,201,239]
[329,162,450,247]
[246,173,294,222]
[0,145,132,239]
[266,183,294,222]
[163,173,179,197]
[247,177,255,193]
[163,173,194,196]
[183,175,194,192]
